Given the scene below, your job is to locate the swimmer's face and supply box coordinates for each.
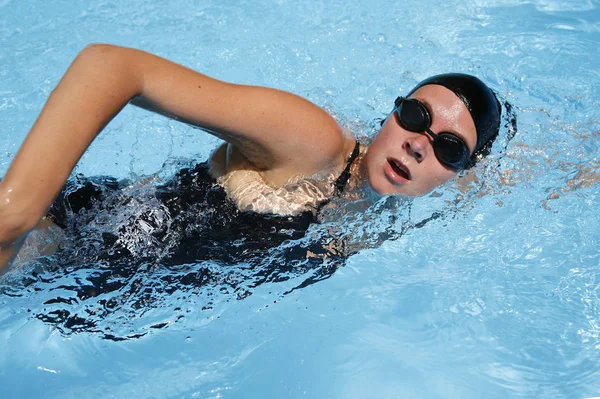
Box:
[365,85,477,196]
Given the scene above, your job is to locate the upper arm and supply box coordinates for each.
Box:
[117,45,344,173]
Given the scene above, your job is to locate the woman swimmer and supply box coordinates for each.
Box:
[0,44,501,271]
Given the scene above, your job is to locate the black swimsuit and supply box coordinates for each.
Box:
[332,140,361,196]
[30,142,362,339]
[47,140,361,265]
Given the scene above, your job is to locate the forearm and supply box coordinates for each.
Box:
[0,248,13,273]
[0,240,22,274]
[2,44,142,219]
[0,205,30,273]
[0,44,143,269]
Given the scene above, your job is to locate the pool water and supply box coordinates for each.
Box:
[1,0,600,398]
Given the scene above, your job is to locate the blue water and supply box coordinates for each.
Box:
[1,0,600,398]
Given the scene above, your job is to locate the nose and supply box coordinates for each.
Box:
[402,133,432,163]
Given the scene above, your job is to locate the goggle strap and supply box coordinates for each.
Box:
[424,127,438,140]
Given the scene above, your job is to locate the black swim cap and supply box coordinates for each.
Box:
[408,73,501,159]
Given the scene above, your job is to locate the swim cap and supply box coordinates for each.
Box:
[407,73,501,159]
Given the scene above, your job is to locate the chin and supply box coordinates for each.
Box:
[366,171,387,196]
[369,177,437,197]
[367,176,412,197]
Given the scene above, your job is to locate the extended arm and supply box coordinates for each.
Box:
[0,44,344,271]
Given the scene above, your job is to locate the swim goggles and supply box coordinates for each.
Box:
[393,96,472,171]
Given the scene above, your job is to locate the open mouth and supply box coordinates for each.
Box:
[388,158,411,181]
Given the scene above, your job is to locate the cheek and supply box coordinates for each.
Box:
[364,150,382,190]
[364,135,385,172]
[364,147,392,195]
[367,129,398,161]
[369,130,386,149]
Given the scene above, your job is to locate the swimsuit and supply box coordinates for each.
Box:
[332,140,361,196]
[33,143,362,339]
[47,140,361,265]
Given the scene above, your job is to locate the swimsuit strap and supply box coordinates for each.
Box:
[333,140,361,196]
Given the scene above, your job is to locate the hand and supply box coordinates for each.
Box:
[0,241,18,273]
[0,186,39,273]
[0,229,21,274]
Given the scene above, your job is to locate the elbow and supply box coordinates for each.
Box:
[79,43,120,56]
[75,43,123,67]
[73,43,143,97]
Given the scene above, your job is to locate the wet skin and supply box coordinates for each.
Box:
[364,84,478,196]
[0,44,484,271]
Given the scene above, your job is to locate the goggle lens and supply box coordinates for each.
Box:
[435,133,470,165]
[396,97,431,132]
